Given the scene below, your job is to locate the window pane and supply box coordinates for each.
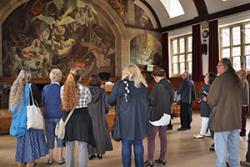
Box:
[187,53,192,61]
[172,56,178,63]
[180,62,185,74]
[245,24,250,44]
[173,63,178,74]
[188,36,192,52]
[172,39,178,54]
[232,57,241,70]
[245,45,250,56]
[188,62,192,73]
[222,48,230,58]
[179,38,185,53]
[179,54,185,62]
[246,56,250,70]
[232,26,241,45]
[232,47,241,57]
[221,28,230,47]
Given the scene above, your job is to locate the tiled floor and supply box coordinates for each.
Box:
[0,113,249,167]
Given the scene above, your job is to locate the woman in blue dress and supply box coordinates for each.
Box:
[9,68,48,167]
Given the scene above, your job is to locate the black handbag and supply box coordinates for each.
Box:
[111,111,121,142]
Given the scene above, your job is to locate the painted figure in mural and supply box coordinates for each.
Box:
[3,0,115,78]
[130,33,162,66]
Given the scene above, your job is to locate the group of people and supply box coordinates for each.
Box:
[190,58,250,167]
[9,68,113,167]
[8,57,250,167]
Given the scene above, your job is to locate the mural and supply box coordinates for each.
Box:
[3,0,115,77]
[134,5,153,29]
[107,0,153,29]
[130,33,162,65]
[107,0,128,23]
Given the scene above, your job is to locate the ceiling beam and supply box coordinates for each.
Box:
[140,0,161,29]
[160,3,250,32]
[193,0,208,19]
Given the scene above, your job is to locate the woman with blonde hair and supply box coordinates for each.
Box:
[60,68,95,167]
[108,64,148,167]
[9,68,48,167]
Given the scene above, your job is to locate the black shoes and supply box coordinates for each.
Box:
[177,127,189,131]
[209,143,215,151]
[97,154,103,159]
[89,154,103,160]
[240,131,246,136]
[89,154,96,160]
[154,159,166,165]
[144,160,154,167]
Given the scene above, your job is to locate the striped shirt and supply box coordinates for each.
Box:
[60,83,92,108]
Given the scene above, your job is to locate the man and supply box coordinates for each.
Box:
[177,72,195,131]
[239,69,249,137]
[208,58,242,167]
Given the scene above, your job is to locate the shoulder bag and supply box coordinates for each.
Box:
[55,107,75,140]
[27,84,44,130]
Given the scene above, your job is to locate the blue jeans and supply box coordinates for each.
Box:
[214,129,240,167]
[122,139,144,167]
[45,119,64,149]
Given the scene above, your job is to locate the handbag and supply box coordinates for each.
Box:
[111,111,121,142]
[27,84,44,130]
[55,107,75,140]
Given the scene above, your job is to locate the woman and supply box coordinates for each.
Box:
[88,75,113,160]
[61,68,95,167]
[144,67,174,167]
[108,64,148,167]
[9,69,48,167]
[42,68,64,165]
[193,72,217,139]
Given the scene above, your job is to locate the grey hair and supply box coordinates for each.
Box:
[49,68,62,82]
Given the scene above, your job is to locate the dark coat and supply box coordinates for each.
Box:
[199,84,211,117]
[108,80,148,140]
[88,86,113,154]
[208,70,242,132]
[149,79,174,121]
[178,79,196,104]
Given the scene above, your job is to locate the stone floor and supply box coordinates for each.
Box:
[0,113,249,167]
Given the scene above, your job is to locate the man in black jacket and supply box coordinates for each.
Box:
[177,72,196,131]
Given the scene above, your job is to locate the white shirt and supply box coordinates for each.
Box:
[149,113,171,126]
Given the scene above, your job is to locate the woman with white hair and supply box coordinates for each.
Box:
[9,68,48,167]
[42,68,65,165]
[108,64,148,167]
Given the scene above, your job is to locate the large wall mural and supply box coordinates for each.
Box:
[107,0,153,29]
[130,33,162,66]
[3,0,115,77]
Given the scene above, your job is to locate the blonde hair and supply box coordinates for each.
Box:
[121,64,147,88]
[9,69,31,110]
[49,68,62,82]
[62,68,81,111]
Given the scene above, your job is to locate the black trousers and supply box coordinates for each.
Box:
[180,102,192,128]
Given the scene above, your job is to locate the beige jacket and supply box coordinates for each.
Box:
[208,71,242,132]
